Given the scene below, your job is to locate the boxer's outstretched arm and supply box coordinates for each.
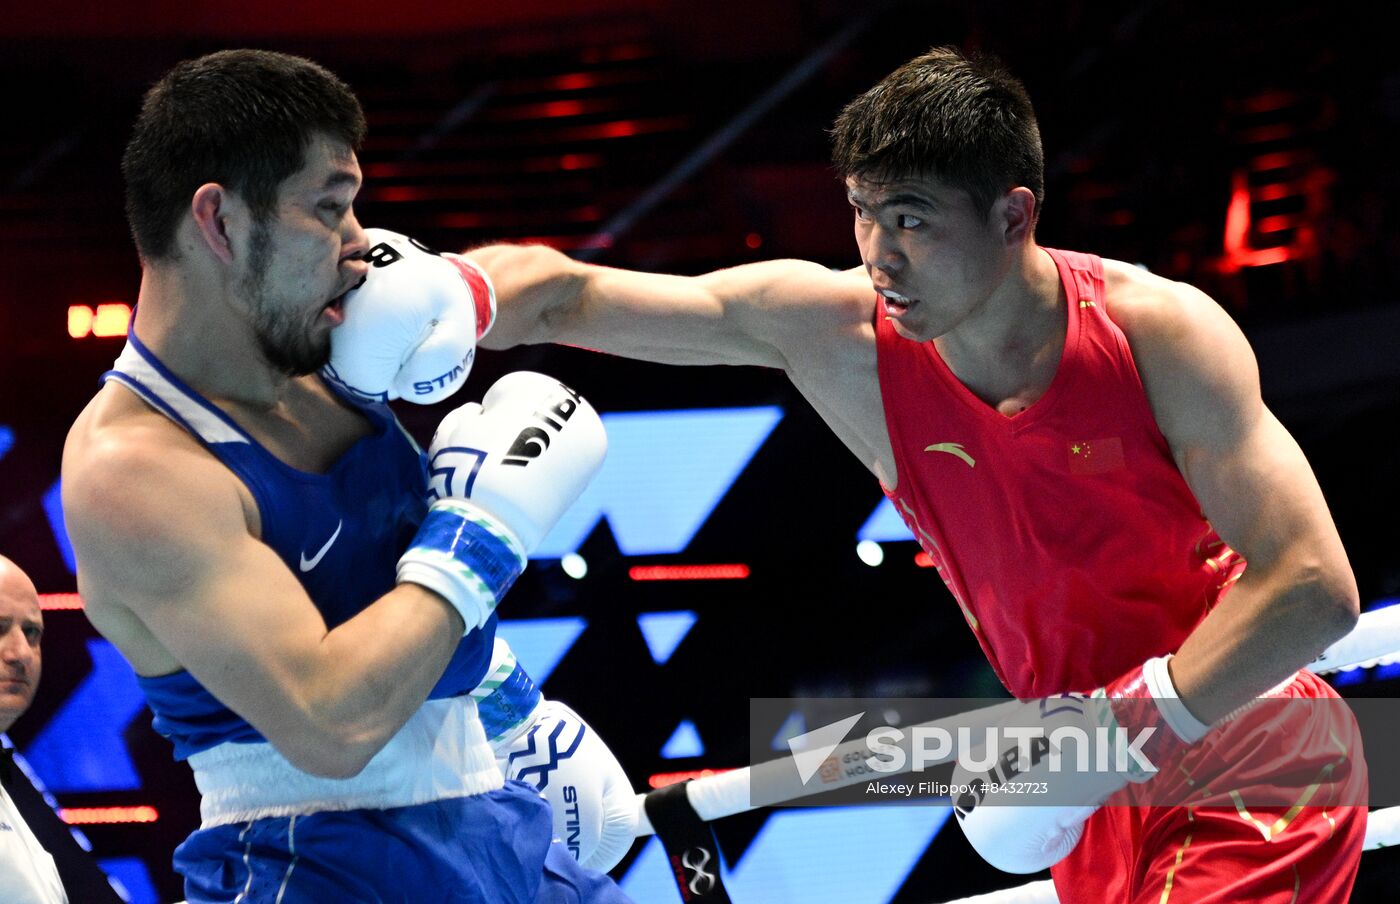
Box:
[1107,261,1359,722]
[62,430,464,779]
[469,244,870,370]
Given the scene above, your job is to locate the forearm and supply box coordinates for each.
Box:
[471,243,681,355]
[471,242,804,367]
[286,368,606,775]
[1169,561,1358,723]
[275,583,465,776]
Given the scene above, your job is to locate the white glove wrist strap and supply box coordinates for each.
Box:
[397,497,526,635]
[1143,655,1210,744]
[472,639,544,745]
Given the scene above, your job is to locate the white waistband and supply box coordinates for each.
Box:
[189,695,503,828]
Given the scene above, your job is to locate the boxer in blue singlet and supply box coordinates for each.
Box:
[60,49,631,903]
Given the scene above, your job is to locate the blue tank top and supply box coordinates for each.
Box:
[104,331,496,760]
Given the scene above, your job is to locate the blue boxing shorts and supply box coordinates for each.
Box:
[175,780,631,903]
[173,697,631,903]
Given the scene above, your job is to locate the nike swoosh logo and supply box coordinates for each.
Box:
[924,442,975,468]
[299,519,343,572]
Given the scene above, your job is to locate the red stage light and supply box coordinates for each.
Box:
[38,593,84,611]
[538,100,587,118]
[93,303,132,338]
[647,768,732,789]
[628,564,750,581]
[59,805,159,825]
[70,303,131,339]
[558,153,602,171]
[596,120,641,139]
[67,306,93,339]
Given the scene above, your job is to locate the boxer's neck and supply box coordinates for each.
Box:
[133,262,294,410]
[932,244,1066,407]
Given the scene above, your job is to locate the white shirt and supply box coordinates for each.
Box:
[0,780,68,904]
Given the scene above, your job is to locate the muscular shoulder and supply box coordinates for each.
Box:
[1101,258,1220,338]
[1100,258,1261,449]
[63,386,255,605]
[1100,258,1253,372]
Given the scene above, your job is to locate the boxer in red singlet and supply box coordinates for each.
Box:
[472,46,1367,902]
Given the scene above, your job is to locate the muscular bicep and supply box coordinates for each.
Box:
[471,243,867,370]
[64,438,347,751]
[1177,405,1345,577]
[1122,280,1350,580]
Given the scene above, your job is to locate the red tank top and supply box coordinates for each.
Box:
[876,248,1245,698]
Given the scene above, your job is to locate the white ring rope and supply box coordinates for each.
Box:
[633,699,1024,835]
[1306,604,1400,674]
[1365,804,1400,850]
[635,606,1400,836]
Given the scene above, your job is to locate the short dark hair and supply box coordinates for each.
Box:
[831,46,1044,220]
[122,49,366,261]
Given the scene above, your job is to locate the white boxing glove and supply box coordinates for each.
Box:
[474,638,638,872]
[397,372,607,632]
[426,371,607,552]
[323,228,496,405]
[952,657,1208,874]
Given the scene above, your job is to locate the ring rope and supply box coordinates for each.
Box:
[635,605,1400,836]
[1306,604,1400,674]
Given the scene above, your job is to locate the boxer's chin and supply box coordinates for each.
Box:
[286,335,333,377]
[256,323,332,377]
[888,316,924,342]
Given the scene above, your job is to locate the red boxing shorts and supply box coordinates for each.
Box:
[1051,670,1367,903]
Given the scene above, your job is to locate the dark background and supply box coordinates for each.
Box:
[2,1,1398,900]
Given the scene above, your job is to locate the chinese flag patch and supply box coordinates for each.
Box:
[1068,437,1125,475]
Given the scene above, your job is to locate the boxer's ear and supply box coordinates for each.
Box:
[996,187,1037,245]
[190,183,237,265]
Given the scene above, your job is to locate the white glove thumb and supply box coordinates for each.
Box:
[497,699,638,872]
